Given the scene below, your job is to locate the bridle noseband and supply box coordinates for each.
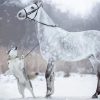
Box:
[23,2,57,27]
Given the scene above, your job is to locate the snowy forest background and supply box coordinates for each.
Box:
[0,0,100,75]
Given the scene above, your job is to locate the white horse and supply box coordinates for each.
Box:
[8,47,35,98]
[17,1,100,98]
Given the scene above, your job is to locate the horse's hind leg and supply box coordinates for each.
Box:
[89,55,100,98]
[45,60,55,97]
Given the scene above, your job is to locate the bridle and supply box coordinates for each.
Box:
[23,2,57,27]
[24,2,41,20]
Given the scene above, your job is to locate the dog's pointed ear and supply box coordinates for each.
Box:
[15,46,18,50]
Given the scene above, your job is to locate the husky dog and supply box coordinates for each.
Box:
[7,46,37,98]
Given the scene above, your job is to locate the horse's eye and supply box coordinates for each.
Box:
[31,6,34,9]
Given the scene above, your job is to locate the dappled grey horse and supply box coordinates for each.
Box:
[17,0,100,98]
[8,47,35,98]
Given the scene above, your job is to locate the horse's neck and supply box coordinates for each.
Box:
[39,7,55,25]
[35,7,56,41]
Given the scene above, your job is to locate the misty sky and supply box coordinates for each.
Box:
[46,0,100,18]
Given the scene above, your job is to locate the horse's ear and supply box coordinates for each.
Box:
[33,0,42,4]
[33,0,38,3]
[33,0,43,7]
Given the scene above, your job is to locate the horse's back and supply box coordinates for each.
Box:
[83,30,100,52]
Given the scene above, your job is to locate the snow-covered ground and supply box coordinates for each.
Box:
[0,73,99,99]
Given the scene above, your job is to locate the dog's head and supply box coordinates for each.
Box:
[8,46,18,58]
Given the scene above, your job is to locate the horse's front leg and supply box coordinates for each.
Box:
[45,60,55,97]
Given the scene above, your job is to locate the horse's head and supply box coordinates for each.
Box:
[17,0,42,20]
[8,46,18,59]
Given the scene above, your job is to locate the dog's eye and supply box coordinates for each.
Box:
[31,6,34,9]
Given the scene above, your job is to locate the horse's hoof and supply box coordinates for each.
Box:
[46,94,51,98]
[92,93,98,99]
[46,93,52,98]
[46,89,54,98]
